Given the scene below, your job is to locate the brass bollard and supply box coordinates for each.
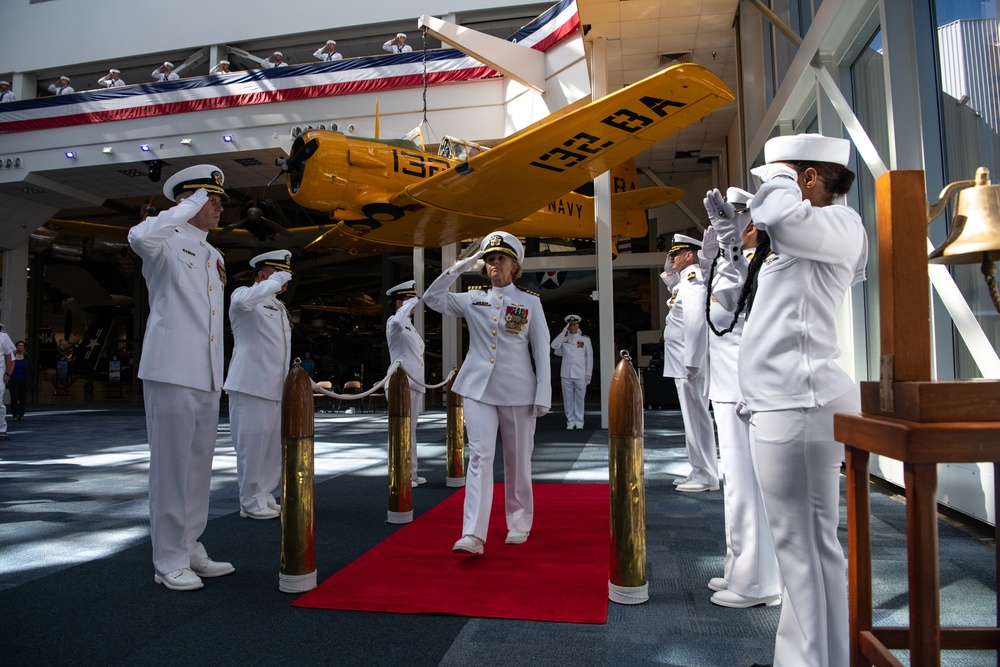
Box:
[387,365,413,524]
[445,374,466,487]
[279,363,317,593]
[608,351,648,604]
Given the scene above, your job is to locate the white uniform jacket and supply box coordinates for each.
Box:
[383,40,413,54]
[150,69,179,81]
[97,75,126,88]
[47,84,74,95]
[423,257,551,410]
[313,48,343,61]
[713,177,867,412]
[0,91,15,102]
[662,265,709,378]
[386,296,425,393]
[128,193,226,392]
[551,330,593,381]
[223,277,292,401]
[704,250,754,403]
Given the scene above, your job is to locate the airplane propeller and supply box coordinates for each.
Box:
[219,200,294,239]
[270,137,319,187]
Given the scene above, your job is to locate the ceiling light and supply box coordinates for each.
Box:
[65,151,76,159]
[222,134,233,143]
[102,146,113,154]
[180,138,192,146]
[140,144,151,152]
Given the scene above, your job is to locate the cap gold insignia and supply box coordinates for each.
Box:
[488,235,503,248]
[212,171,224,187]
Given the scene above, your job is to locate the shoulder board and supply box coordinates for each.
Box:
[686,270,698,282]
[466,284,488,292]
[522,289,540,297]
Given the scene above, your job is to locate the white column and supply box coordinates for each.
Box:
[1,243,30,341]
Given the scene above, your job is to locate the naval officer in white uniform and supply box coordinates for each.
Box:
[423,232,551,555]
[702,188,781,610]
[224,250,293,520]
[661,233,719,493]
[551,314,592,429]
[129,164,234,591]
[708,133,867,667]
[385,280,426,487]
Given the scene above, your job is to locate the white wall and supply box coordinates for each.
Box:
[0,0,545,72]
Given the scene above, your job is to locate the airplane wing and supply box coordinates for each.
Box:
[390,64,733,222]
[612,186,684,211]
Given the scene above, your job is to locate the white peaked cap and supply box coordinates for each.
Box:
[387,280,417,297]
[726,187,753,206]
[764,133,851,166]
[564,314,582,323]
[670,233,702,252]
[480,231,524,263]
[162,164,227,202]
[250,250,292,271]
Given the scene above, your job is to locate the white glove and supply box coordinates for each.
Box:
[585,376,591,385]
[750,163,798,183]
[270,271,293,286]
[534,405,549,418]
[704,189,741,246]
[685,366,700,381]
[449,249,482,275]
[699,225,719,262]
[182,188,209,210]
[735,400,752,423]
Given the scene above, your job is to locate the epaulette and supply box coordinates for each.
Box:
[523,289,540,297]
[686,270,697,282]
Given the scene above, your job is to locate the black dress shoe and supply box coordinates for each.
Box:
[750,663,772,667]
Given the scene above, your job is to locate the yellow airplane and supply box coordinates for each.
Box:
[283,63,734,251]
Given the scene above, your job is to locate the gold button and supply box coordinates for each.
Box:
[206,262,211,267]
[490,358,495,364]
[492,316,498,322]
[491,344,496,350]
[496,305,500,310]
[211,309,215,315]
[209,286,213,291]
[498,294,503,299]
[492,330,497,335]
[210,335,215,341]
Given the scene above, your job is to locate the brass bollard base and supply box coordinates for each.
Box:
[279,570,317,594]
[446,476,466,488]
[387,509,413,524]
[609,581,649,605]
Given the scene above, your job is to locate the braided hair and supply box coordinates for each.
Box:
[705,230,771,336]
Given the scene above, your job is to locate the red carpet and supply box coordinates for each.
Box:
[293,483,610,623]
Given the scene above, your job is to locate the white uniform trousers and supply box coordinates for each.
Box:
[144,380,220,575]
[714,401,780,598]
[228,391,281,513]
[408,388,424,480]
[674,376,718,485]
[751,390,858,667]
[0,377,7,434]
[462,399,536,541]
[561,377,586,427]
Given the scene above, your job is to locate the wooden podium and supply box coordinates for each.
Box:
[833,170,1000,666]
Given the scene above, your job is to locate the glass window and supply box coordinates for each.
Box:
[933,0,1000,377]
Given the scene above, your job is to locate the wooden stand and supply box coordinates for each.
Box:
[834,171,1000,666]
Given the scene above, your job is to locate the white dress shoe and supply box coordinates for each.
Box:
[240,506,280,520]
[267,500,281,512]
[676,480,721,493]
[708,577,729,592]
[154,568,204,591]
[672,473,695,486]
[411,476,427,488]
[566,424,574,430]
[505,530,529,544]
[190,557,235,578]
[452,535,484,555]
[710,589,781,608]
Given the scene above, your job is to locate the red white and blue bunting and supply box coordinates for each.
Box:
[0,0,579,134]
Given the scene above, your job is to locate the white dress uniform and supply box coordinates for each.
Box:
[662,242,718,489]
[47,78,74,95]
[423,234,551,543]
[208,61,230,75]
[550,316,592,429]
[224,251,292,516]
[151,65,179,82]
[0,331,14,437]
[0,82,15,103]
[383,34,413,53]
[262,53,289,68]
[711,134,867,667]
[97,71,126,88]
[128,169,228,579]
[314,42,343,61]
[705,247,780,602]
[386,283,425,483]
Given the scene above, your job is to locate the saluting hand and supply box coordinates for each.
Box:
[270,271,293,286]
